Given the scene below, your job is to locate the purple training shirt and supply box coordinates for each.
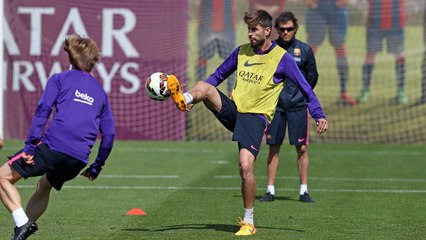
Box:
[205,41,326,122]
[23,69,115,166]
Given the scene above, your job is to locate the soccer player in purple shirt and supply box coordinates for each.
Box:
[167,10,328,236]
[0,34,115,240]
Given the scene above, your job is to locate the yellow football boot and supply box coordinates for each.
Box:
[235,218,256,236]
[167,75,187,111]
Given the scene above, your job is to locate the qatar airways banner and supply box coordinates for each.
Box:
[3,0,187,140]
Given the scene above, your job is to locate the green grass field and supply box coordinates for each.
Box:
[0,140,425,239]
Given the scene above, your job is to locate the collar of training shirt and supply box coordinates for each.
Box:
[253,41,277,55]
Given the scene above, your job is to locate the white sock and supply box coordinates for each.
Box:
[300,184,308,195]
[12,208,29,227]
[243,207,254,226]
[183,92,193,104]
[267,185,275,195]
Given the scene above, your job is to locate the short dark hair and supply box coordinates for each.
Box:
[274,11,299,30]
[244,9,273,29]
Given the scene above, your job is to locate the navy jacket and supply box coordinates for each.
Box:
[276,37,318,112]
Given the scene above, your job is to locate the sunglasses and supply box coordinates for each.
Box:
[278,27,295,32]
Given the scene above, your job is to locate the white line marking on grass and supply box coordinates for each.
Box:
[15,185,238,190]
[308,177,426,182]
[110,146,424,157]
[14,185,426,193]
[101,175,179,179]
[115,147,425,156]
[316,150,425,156]
[214,175,426,182]
[211,160,229,164]
[114,147,222,153]
[324,189,426,193]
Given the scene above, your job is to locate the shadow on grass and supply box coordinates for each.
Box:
[254,195,297,202]
[122,223,305,233]
[231,195,300,202]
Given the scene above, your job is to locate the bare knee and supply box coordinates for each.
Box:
[239,162,254,181]
[296,145,308,158]
[0,178,10,189]
[190,81,214,99]
[189,81,221,111]
[0,164,22,185]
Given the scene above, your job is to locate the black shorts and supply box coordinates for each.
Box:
[206,90,267,158]
[205,89,237,132]
[8,143,86,191]
[266,108,309,146]
[232,112,267,158]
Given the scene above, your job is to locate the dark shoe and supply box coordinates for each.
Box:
[299,192,314,203]
[259,192,275,202]
[12,221,38,240]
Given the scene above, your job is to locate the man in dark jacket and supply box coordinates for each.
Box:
[260,11,318,203]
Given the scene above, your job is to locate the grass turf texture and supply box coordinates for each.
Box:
[1,140,425,239]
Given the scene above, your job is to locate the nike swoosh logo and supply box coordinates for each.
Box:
[250,145,258,152]
[244,60,265,67]
[297,138,305,143]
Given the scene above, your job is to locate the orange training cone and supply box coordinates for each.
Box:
[127,208,147,215]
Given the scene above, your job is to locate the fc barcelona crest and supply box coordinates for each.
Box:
[294,48,301,56]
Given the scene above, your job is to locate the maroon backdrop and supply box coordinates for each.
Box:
[3,0,188,140]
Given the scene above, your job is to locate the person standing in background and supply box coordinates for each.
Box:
[259,11,318,203]
[303,0,357,106]
[357,0,407,104]
[196,0,236,96]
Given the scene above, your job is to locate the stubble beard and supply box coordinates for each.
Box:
[251,38,265,49]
